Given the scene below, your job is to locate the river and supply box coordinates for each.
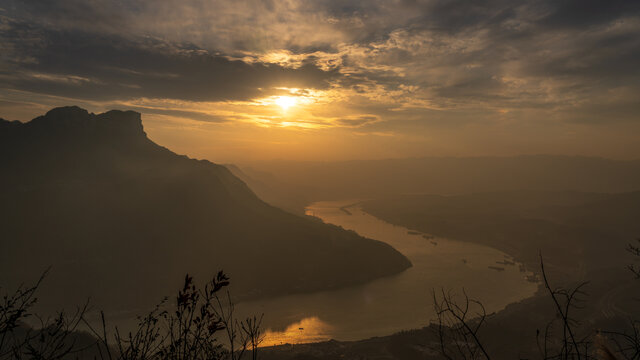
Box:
[236,200,539,346]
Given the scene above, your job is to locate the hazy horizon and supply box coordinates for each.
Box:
[4,108,640,163]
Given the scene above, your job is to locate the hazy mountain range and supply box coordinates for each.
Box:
[236,156,640,213]
[0,106,410,312]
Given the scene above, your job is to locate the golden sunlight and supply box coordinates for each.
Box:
[275,96,297,111]
[260,317,333,347]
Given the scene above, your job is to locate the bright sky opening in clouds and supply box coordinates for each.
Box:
[275,96,297,111]
[1,0,639,162]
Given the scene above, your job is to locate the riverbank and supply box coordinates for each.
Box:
[239,200,538,347]
[360,192,637,283]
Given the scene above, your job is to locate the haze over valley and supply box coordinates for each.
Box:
[1,0,640,359]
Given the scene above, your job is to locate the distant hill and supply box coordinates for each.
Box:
[0,106,410,312]
[361,190,640,281]
[224,163,312,214]
[240,156,640,212]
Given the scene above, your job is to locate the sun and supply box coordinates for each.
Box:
[275,96,297,111]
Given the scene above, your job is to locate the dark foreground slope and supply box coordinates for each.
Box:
[0,106,410,311]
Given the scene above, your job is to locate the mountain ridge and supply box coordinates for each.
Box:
[0,106,411,313]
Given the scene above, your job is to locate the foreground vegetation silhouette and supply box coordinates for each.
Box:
[4,246,640,359]
[0,271,264,360]
[433,252,640,360]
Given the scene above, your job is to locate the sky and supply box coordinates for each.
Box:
[1,0,639,162]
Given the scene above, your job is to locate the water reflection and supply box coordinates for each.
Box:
[237,200,539,346]
[261,317,333,346]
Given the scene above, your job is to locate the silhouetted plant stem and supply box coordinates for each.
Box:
[540,252,588,360]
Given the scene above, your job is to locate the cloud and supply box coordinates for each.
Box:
[1,0,639,128]
[335,114,380,127]
[0,19,338,103]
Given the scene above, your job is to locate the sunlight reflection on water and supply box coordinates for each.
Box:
[261,317,333,346]
[238,200,539,346]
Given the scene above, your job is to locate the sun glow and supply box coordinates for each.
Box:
[261,317,333,347]
[275,96,297,111]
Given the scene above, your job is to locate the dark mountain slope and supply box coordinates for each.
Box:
[0,106,410,311]
[224,163,312,214]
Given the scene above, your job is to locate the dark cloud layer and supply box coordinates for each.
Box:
[1,0,639,126]
[0,18,337,102]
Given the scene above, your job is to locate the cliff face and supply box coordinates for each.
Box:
[2,106,145,149]
[0,106,411,312]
